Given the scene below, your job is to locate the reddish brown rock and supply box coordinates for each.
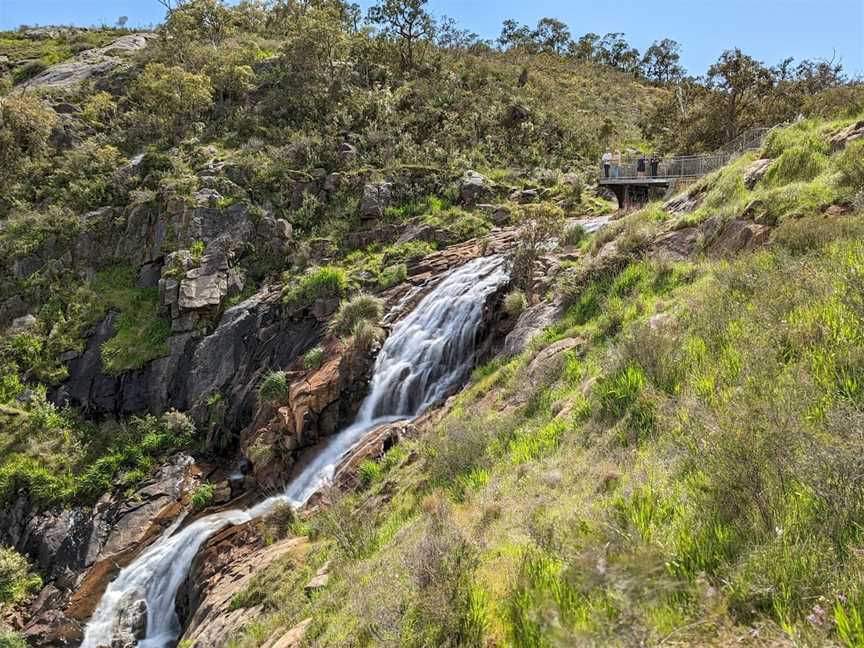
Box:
[830,119,864,151]
[266,618,313,648]
[242,341,377,489]
[707,219,772,256]
[176,523,311,648]
[650,227,699,260]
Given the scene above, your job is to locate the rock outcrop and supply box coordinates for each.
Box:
[830,119,864,151]
[19,34,153,90]
[2,454,198,644]
[503,301,564,356]
[743,158,773,189]
[55,286,321,441]
[241,229,520,488]
[359,181,393,220]
[175,523,311,648]
[459,170,496,206]
[242,342,379,489]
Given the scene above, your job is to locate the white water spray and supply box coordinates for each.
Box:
[82,255,508,648]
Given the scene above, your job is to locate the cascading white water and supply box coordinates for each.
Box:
[82,255,509,648]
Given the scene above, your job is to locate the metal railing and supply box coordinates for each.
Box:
[599,126,774,181]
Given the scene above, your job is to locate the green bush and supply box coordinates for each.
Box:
[763,144,828,186]
[425,208,492,242]
[379,263,408,288]
[93,267,171,375]
[382,240,436,265]
[505,548,616,646]
[0,546,41,607]
[762,121,828,160]
[259,371,290,404]
[330,294,384,336]
[350,320,384,352]
[0,410,193,507]
[561,223,587,247]
[303,346,325,369]
[127,62,214,142]
[282,266,348,309]
[41,142,129,212]
[358,460,382,488]
[0,627,27,648]
[773,213,864,254]
[190,482,215,511]
[503,290,527,318]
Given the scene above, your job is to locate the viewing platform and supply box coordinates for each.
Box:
[598,127,772,208]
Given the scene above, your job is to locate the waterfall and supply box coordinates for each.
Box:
[81,255,509,648]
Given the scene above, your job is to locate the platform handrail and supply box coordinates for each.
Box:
[599,126,776,182]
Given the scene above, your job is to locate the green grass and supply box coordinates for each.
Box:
[282,266,348,309]
[0,409,195,507]
[93,266,171,374]
[241,210,864,647]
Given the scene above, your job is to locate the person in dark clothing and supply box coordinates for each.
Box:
[637,154,646,178]
[650,153,660,177]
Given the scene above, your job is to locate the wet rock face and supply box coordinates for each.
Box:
[2,455,196,645]
[113,598,148,648]
[55,287,322,439]
[242,342,379,489]
[242,235,520,489]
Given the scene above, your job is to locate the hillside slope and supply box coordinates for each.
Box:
[200,117,864,648]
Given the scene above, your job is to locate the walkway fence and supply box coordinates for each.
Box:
[600,126,775,181]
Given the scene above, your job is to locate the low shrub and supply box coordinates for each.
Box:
[503,290,527,318]
[382,240,436,266]
[773,213,864,254]
[762,120,828,160]
[303,346,325,369]
[93,266,170,375]
[0,547,41,607]
[834,139,864,190]
[350,320,384,352]
[262,501,296,543]
[763,144,828,186]
[259,371,290,404]
[379,263,408,288]
[330,294,384,336]
[190,483,215,511]
[282,266,348,309]
[561,223,587,247]
[358,460,382,488]
[404,495,483,646]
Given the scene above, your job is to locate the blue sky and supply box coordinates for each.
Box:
[2,0,862,75]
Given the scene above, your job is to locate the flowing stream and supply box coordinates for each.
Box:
[82,255,509,648]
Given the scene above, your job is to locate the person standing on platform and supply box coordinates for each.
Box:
[637,153,647,178]
[650,152,660,177]
[602,150,612,178]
